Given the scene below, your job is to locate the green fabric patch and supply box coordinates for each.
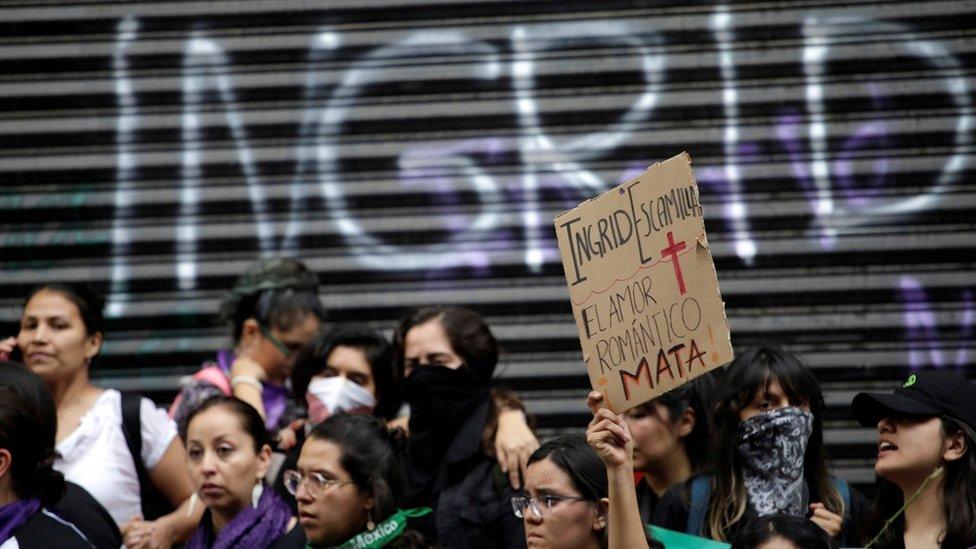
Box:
[647,525,731,549]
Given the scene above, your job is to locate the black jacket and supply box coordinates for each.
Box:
[7,507,93,549]
[53,482,121,549]
[411,400,526,549]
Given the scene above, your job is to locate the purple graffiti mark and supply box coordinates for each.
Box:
[776,83,895,249]
[398,137,505,237]
[418,237,508,287]
[538,170,605,213]
[518,171,584,265]
[776,109,837,249]
[776,110,809,179]
[777,110,820,208]
[833,84,891,207]
[617,161,649,186]
[396,137,511,285]
[832,121,890,207]
[899,276,974,371]
[696,166,735,225]
[693,141,762,254]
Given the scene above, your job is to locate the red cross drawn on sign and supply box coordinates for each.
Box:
[660,231,687,295]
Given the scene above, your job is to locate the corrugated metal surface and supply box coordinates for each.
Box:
[1,0,975,487]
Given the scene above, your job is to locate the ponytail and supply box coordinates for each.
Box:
[0,388,65,505]
[36,452,66,506]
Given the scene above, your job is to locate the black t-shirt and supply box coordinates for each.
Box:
[52,482,122,549]
[652,474,868,545]
[8,507,92,549]
[651,478,700,534]
[636,480,662,526]
[268,524,306,549]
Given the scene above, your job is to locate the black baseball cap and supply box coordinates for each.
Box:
[852,370,976,432]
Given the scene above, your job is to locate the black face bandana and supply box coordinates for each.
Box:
[402,365,490,502]
[736,407,814,517]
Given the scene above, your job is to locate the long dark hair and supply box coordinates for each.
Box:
[705,346,841,541]
[0,361,58,438]
[0,384,64,505]
[528,435,607,502]
[730,514,832,549]
[220,258,325,342]
[307,413,406,523]
[528,435,609,548]
[0,361,64,505]
[864,416,976,548]
[292,324,400,420]
[392,306,498,382]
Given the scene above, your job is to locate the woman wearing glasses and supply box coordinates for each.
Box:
[277,413,429,548]
[515,430,656,549]
[182,395,296,548]
[170,258,325,434]
[514,436,612,549]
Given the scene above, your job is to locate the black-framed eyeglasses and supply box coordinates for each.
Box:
[511,495,590,518]
[259,324,300,358]
[282,469,355,499]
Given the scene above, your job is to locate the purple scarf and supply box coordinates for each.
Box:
[0,499,41,543]
[214,350,288,432]
[186,486,292,549]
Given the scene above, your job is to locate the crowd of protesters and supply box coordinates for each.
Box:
[0,257,974,548]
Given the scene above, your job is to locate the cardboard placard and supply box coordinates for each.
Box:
[554,152,733,413]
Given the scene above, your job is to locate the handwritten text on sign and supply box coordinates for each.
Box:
[555,152,733,413]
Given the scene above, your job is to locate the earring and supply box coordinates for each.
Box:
[187,493,198,517]
[366,509,375,532]
[252,482,264,508]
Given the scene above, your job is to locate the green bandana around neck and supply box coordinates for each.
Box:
[310,507,432,549]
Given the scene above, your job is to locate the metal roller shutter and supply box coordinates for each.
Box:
[1,0,974,490]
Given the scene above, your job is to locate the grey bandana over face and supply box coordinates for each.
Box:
[736,407,814,517]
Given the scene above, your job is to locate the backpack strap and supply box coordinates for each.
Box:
[121,393,152,518]
[831,476,853,541]
[832,477,851,509]
[120,393,172,520]
[683,475,850,540]
[686,475,712,536]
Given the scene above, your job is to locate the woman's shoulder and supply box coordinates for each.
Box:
[667,473,707,501]
[267,521,305,549]
[53,481,123,549]
[12,508,92,549]
[58,389,121,447]
[91,388,122,416]
[651,474,706,531]
[387,529,433,549]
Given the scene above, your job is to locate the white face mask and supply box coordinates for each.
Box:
[305,376,376,424]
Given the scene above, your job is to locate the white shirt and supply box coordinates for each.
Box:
[54,389,178,526]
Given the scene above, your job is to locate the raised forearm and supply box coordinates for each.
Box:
[607,463,649,549]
